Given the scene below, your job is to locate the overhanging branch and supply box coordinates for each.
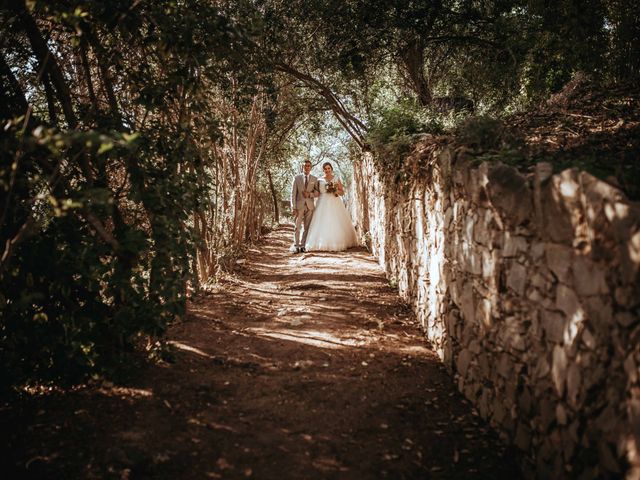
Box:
[275,63,368,149]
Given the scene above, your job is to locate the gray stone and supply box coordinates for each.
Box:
[598,440,622,474]
[624,354,638,384]
[514,422,532,451]
[473,209,494,246]
[460,282,475,325]
[518,387,532,416]
[542,310,565,344]
[507,262,527,296]
[572,256,609,296]
[566,363,582,407]
[486,164,533,227]
[552,345,568,396]
[463,244,483,275]
[556,285,583,321]
[503,234,529,257]
[583,296,614,333]
[530,272,548,290]
[528,288,544,304]
[476,298,492,332]
[503,318,526,351]
[540,178,576,244]
[468,339,482,354]
[492,398,506,426]
[456,349,472,377]
[556,403,568,425]
[479,388,491,419]
[581,328,597,349]
[464,211,475,240]
[615,286,639,309]
[545,243,573,284]
[497,353,514,378]
[539,396,555,431]
[481,248,499,283]
[536,162,554,183]
[531,241,545,261]
[536,355,551,379]
[444,206,453,229]
[615,312,637,328]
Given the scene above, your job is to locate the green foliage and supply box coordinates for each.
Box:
[0,0,257,390]
[366,99,444,166]
[453,116,512,151]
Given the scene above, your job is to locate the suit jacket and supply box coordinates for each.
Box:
[290,174,319,211]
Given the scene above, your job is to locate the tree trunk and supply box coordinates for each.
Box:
[267,170,279,223]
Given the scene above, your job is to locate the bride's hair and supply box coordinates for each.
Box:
[322,162,333,171]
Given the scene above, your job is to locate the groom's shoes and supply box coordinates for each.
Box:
[300,247,306,253]
[295,247,301,253]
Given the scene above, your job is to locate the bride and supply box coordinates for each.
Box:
[305,162,359,251]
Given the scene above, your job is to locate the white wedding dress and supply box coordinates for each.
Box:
[305,177,359,251]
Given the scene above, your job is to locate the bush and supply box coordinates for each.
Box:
[453,116,509,151]
[366,100,444,170]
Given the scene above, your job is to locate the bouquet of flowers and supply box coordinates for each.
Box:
[325,181,337,194]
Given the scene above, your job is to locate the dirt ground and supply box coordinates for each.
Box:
[2,225,523,479]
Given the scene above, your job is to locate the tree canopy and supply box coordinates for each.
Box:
[1,0,637,389]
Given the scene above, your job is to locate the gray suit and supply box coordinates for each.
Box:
[290,173,319,248]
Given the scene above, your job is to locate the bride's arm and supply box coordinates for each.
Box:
[336,180,345,196]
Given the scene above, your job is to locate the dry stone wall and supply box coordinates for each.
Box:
[352,142,640,479]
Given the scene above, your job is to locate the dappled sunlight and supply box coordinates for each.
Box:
[96,386,154,398]
[247,327,366,349]
[168,340,214,359]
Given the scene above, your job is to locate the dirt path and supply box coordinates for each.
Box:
[2,225,522,479]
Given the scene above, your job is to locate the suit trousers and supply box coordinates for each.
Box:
[294,205,314,247]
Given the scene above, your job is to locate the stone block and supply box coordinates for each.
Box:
[532,241,545,261]
[556,403,568,425]
[566,363,582,407]
[481,248,499,283]
[615,312,637,328]
[473,208,494,246]
[624,354,638,384]
[518,386,532,416]
[456,348,472,377]
[581,328,597,349]
[486,163,533,227]
[572,256,609,296]
[599,440,622,474]
[514,422,532,451]
[476,298,492,332]
[583,296,614,333]
[552,345,568,396]
[460,282,476,325]
[479,388,491,419]
[504,233,529,257]
[539,396,555,431]
[444,206,453,230]
[542,309,566,344]
[556,285,583,321]
[536,355,551,379]
[464,211,475,240]
[540,178,576,244]
[497,353,514,378]
[507,262,527,296]
[545,243,573,284]
[530,271,548,290]
[615,286,640,309]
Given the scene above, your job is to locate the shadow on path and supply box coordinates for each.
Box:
[1,225,522,479]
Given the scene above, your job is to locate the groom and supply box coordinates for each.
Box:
[291,159,319,253]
